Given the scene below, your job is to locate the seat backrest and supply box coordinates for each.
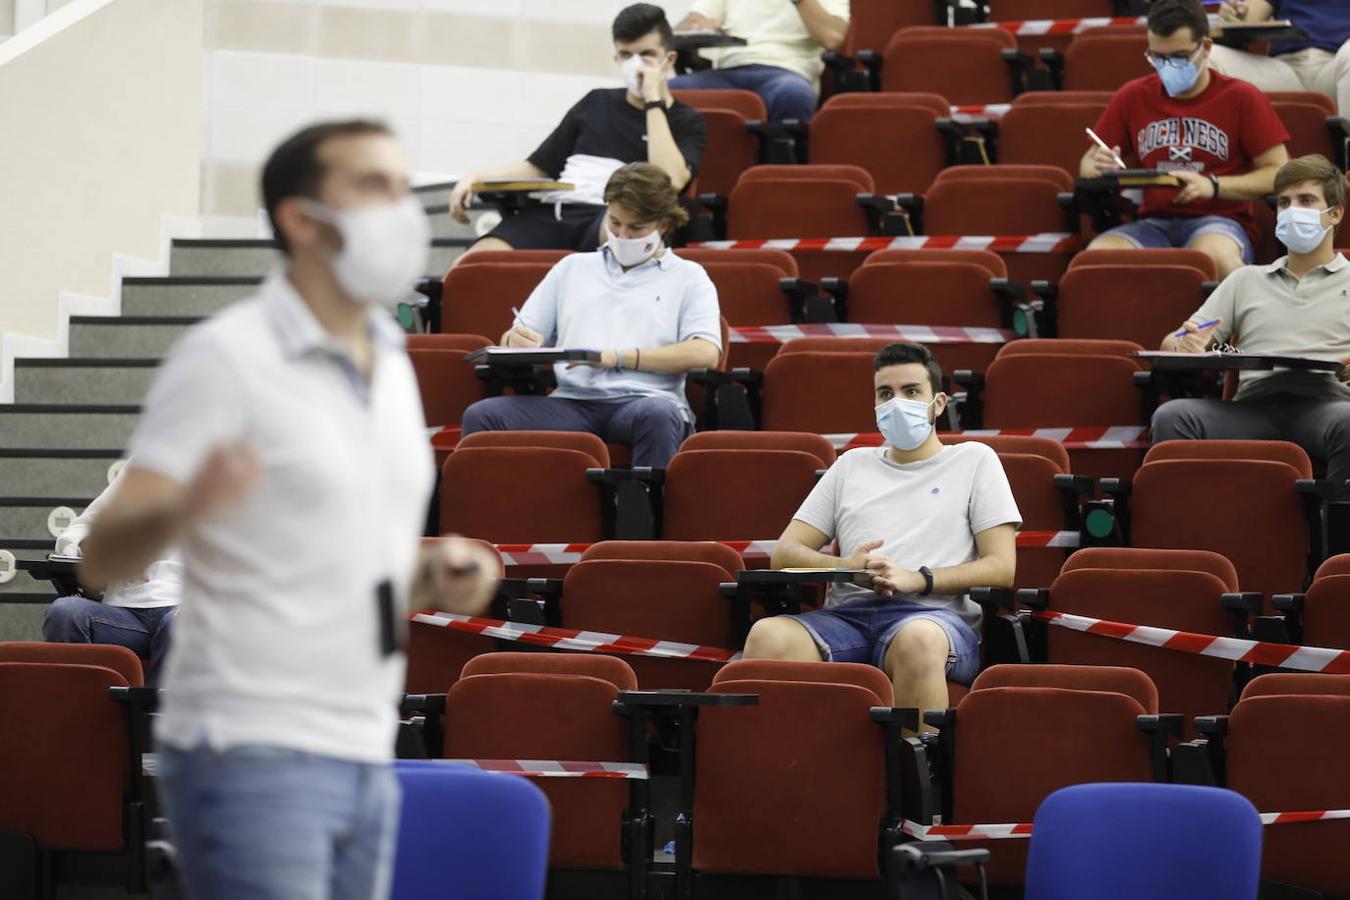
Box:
[0,662,131,851]
[680,430,836,468]
[1270,97,1340,160]
[697,261,795,325]
[775,337,892,356]
[455,430,610,467]
[994,103,1108,178]
[847,0,940,53]
[1316,554,1350,580]
[935,164,1075,192]
[406,333,494,351]
[684,108,760,199]
[663,449,823,541]
[995,338,1144,360]
[0,641,143,688]
[1025,783,1261,900]
[738,163,875,192]
[562,559,737,649]
[1068,247,1217,279]
[671,88,767,121]
[408,348,486,428]
[988,0,1115,20]
[713,658,893,705]
[1061,547,1239,590]
[881,27,1019,104]
[923,177,1071,236]
[1012,90,1116,107]
[810,104,947,195]
[727,179,872,240]
[940,434,1069,471]
[1143,440,1313,479]
[455,250,571,267]
[1241,672,1350,701]
[1291,574,1350,650]
[675,247,798,275]
[1063,30,1150,91]
[971,663,1158,712]
[761,351,879,433]
[439,447,604,544]
[460,651,638,691]
[821,90,950,118]
[983,354,1146,428]
[1055,264,1208,348]
[864,247,1007,277]
[441,261,553,339]
[847,260,1001,326]
[580,540,743,575]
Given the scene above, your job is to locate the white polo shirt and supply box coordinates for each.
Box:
[689,0,851,86]
[128,271,434,763]
[518,247,722,423]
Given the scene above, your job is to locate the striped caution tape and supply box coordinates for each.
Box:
[1033,609,1350,674]
[688,234,1081,254]
[901,809,1350,841]
[446,759,649,779]
[729,324,1015,345]
[410,611,742,662]
[950,103,1011,123]
[967,15,1146,36]
[825,427,1151,451]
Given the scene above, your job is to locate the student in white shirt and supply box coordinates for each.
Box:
[42,466,180,686]
[79,119,500,900]
[745,343,1021,720]
[672,0,851,122]
[461,162,722,468]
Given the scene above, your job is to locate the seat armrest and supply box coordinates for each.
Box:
[696,192,727,214]
[1037,48,1065,89]
[870,706,921,731]
[587,467,665,540]
[969,586,1017,612]
[1327,116,1350,170]
[1195,715,1229,737]
[1220,592,1264,617]
[923,707,955,730]
[1138,713,1186,782]
[1015,588,1050,611]
[894,843,992,876]
[1272,593,1305,614]
[950,370,984,430]
[1201,279,1219,296]
[613,690,759,711]
[400,693,448,718]
[1099,477,1131,499]
[778,277,831,324]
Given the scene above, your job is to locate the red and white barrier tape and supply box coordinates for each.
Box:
[410,611,742,662]
[950,103,1011,123]
[1034,609,1350,674]
[688,234,1080,254]
[968,15,1146,36]
[826,427,1150,452]
[447,759,648,779]
[729,324,1014,345]
[901,809,1350,841]
[490,540,776,567]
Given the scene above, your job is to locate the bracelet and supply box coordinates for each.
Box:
[634,348,641,371]
[918,566,934,597]
[1208,173,1221,199]
[644,100,665,111]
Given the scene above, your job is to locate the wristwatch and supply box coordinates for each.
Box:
[918,566,934,597]
[1208,173,1221,198]
[644,99,666,111]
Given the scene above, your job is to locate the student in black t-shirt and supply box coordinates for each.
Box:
[449,4,707,256]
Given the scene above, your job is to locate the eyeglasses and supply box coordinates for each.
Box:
[1143,45,1203,68]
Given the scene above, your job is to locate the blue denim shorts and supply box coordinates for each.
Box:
[789,595,981,686]
[1098,215,1253,263]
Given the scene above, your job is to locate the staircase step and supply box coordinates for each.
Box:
[168,238,469,278]
[0,450,124,498]
[0,406,140,449]
[0,603,48,642]
[70,316,197,358]
[14,358,160,405]
[0,497,95,543]
[121,276,260,317]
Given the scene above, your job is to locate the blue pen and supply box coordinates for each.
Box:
[1173,318,1221,338]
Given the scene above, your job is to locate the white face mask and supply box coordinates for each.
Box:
[606,223,663,268]
[304,196,430,309]
[1275,206,1333,255]
[620,53,666,98]
[875,396,938,451]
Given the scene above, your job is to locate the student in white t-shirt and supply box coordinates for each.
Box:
[745,343,1022,718]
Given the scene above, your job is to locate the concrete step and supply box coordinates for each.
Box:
[168,237,470,278]
[0,450,124,498]
[0,497,94,543]
[70,316,195,358]
[14,358,160,406]
[0,406,140,449]
[121,276,259,317]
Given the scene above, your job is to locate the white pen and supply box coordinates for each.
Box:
[510,305,523,328]
[1085,127,1127,170]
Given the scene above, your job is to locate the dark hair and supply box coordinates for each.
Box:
[1147,0,1209,41]
[1274,154,1348,210]
[261,119,391,254]
[612,3,673,49]
[603,162,690,231]
[874,343,944,396]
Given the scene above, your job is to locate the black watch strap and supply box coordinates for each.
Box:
[918,566,934,596]
[644,99,666,111]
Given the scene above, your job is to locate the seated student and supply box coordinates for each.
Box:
[1153,153,1350,481]
[460,162,721,468]
[448,4,706,256]
[42,467,179,686]
[742,343,1021,718]
[671,0,849,123]
[1210,1,1350,118]
[1081,0,1290,279]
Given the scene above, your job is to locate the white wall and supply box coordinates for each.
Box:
[200,0,697,229]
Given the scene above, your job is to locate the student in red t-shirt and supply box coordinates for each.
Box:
[1080,0,1290,278]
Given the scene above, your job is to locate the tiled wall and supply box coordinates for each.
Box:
[202,0,697,227]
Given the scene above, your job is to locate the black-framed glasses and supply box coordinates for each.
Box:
[1143,45,1203,68]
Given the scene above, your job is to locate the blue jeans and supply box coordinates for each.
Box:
[156,743,400,900]
[41,595,176,686]
[790,595,982,685]
[1096,215,1254,263]
[671,64,819,122]
[461,394,694,468]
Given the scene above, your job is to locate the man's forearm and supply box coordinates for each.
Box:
[618,339,719,374]
[770,540,842,570]
[794,0,848,51]
[1217,165,1279,201]
[469,161,550,183]
[646,109,692,190]
[928,554,1015,594]
[79,505,184,591]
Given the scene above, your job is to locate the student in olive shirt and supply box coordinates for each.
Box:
[449,4,706,256]
[1154,154,1350,481]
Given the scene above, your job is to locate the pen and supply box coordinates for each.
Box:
[1085,127,1127,170]
[1173,318,1221,338]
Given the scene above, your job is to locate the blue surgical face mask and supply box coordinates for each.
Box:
[1275,206,1333,254]
[875,396,938,452]
[1152,55,1201,97]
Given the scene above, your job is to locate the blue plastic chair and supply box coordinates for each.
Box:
[390,761,551,900]
[1025,783,1262,900]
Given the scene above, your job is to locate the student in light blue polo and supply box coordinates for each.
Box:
[461,162,722,468]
